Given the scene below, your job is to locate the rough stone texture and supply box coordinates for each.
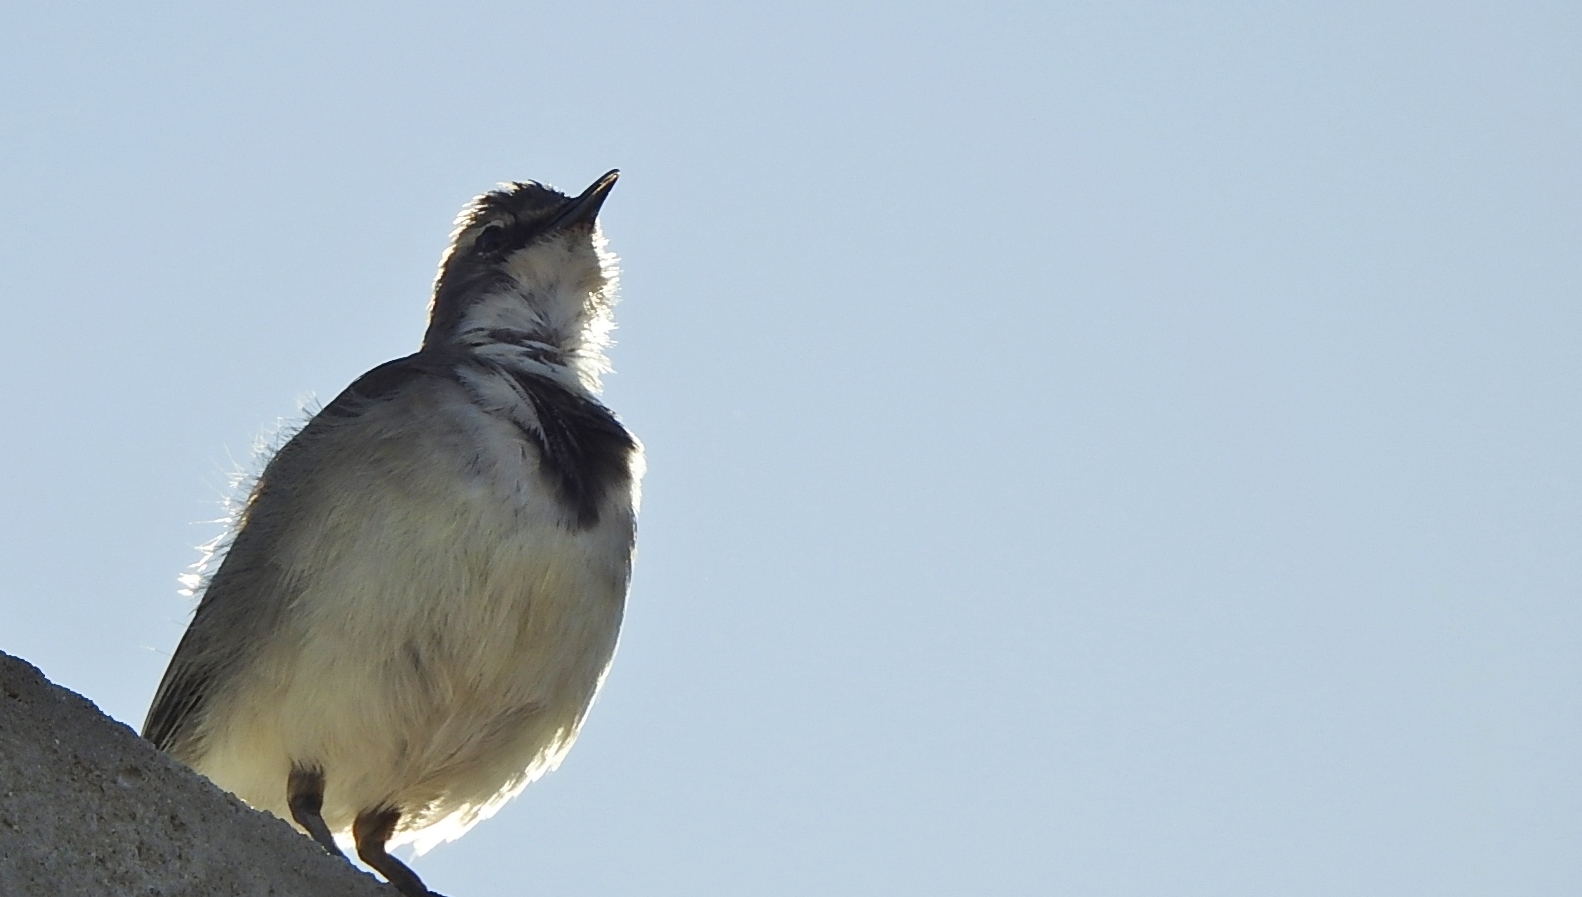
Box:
[0,651,393,897]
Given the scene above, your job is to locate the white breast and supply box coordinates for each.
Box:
[190,374,641,852]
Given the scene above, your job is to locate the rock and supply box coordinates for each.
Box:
[0,651,392,897]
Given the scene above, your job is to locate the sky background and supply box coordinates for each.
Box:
[2,2,1580,894]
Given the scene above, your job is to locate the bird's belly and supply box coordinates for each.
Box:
[193,461,634,847]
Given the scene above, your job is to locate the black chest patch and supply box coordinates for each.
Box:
[497,367,636,529]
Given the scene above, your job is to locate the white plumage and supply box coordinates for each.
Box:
[191,372,639,853]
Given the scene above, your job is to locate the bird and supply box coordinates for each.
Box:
[142,170,642,897]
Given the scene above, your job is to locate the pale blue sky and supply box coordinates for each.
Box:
[2,2,1579,894]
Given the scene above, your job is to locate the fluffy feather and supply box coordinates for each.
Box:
[144,174,641,866]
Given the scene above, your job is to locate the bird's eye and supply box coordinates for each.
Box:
[474,226,507,253]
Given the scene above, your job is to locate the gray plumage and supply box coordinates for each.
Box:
[143,171,640,897]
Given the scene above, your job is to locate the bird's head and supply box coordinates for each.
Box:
[424,170,621,390]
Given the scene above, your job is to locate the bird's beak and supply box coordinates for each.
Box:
[551,169,620,231]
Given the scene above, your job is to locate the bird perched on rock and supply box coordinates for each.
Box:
[143,170,641,897]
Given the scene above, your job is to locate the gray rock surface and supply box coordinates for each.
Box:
[0,651,392,896]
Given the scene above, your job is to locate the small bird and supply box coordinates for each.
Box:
[143,170,641,897]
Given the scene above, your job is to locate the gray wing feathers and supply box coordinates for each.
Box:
[143,355,445,754]
[141,481,305,754]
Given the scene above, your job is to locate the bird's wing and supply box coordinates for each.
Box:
[141,651,215,752]
[141,521,301,753]
[141,353,454,754]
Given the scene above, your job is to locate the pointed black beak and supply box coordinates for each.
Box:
[550,169,619,231]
